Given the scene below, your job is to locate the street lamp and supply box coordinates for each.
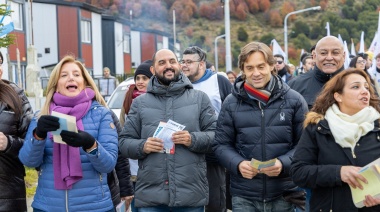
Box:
[214,34,225,72]
[284,6,321,62]
[222,0,232,72]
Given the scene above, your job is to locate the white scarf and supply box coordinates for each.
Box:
[325,104,380,151]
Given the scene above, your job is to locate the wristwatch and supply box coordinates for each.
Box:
[86,146,98,155]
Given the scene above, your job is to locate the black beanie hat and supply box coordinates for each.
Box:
[134,60,153,81]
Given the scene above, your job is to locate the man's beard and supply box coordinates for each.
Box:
[156,68,180,86]
[186,66,200,82]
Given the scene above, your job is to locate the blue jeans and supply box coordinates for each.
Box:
[138,205,204,212]
[34,208,115,212]
[232,196,295,212]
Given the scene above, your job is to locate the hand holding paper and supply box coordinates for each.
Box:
[35,115,60,139]
[51,111,77,144]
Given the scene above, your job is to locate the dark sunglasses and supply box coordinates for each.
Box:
[276,61,283,64]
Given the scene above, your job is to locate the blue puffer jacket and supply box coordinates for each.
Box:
[19,101,118,212]
[213,75,308,202]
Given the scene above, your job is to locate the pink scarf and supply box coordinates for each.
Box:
[50,88,95,189]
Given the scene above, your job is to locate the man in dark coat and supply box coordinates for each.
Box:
[213,41,308,212]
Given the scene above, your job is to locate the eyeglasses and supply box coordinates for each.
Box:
[180,60,201,66]
[276,61,283,64]
[357,60,367,64]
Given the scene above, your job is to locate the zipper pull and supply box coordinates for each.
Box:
[352,151,356,158]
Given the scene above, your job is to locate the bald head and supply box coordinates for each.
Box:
[315,36,345,74]
[151,49,181,86]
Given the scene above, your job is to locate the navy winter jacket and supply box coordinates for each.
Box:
[213,75,308,201]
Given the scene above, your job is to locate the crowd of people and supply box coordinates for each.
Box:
[2,35,380,212]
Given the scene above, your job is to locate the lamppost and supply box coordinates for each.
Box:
[284,6,321,62]
[222,0,232,72]
[214,34,225,72]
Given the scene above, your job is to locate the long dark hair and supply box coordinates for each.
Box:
[0,80,22,119]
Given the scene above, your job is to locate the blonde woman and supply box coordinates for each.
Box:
[19,55,118,212]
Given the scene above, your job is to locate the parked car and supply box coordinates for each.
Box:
[106,77,134,120]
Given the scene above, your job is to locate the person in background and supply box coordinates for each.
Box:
[0,51,33,212]
[226,71,237,84]
[287,63,296,76]
[100,67,119,99]
[181,46,232,212]
[213,41,308,212]
[119,49,217,212]
[274,54,293,83]
[365,51,373,70]
[119,59,154,212]
[310,44,317,67]
[206,61,216,72]
[291,68,380,211]
[370,53,380,85]
[108,109,134,211]
[19,55,118,212]
[296,53,313,75]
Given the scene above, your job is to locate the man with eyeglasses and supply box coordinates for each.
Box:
[274,54,293,83]
[181,46,232,212]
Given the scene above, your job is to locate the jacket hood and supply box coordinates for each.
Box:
[303,112,324,128]
[232,74,290,104]
[147,72,193,96]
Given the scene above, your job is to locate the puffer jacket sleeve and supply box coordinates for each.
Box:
[188,92,217,153]
[5,86,33,156]
[277,92,308,176]
[119,98,147,160]
[213,95,245,176]
[19,115,47,167]
[291,124,342,188]
[86,107,118,173]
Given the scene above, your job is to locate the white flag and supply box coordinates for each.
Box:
[343,41,350,69]
[271,39,286,61]
[338,34,344,44]
[350,39,356,56]
[369,12,380,73]
[326,22,330,36]
[359,31,365,53]
[299,49,304,68]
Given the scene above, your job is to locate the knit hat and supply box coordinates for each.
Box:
[134,60,153,81]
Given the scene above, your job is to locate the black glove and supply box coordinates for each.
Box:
[60,130,95,150]
[35,115,60,139]
[283,190,306,210]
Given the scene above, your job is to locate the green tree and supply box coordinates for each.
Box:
[293,34,311,50]
[0,4,15,48]
[237,27,248,42]
[291,21,310,38]
[259,33,275,46]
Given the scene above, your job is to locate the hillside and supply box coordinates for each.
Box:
[129,0,377,69]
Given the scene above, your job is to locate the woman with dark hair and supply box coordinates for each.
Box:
[119,60,153,212]
[350,55,380,95]
[291,68,380,211]
[0,51,33,211]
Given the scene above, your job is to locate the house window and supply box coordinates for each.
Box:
[123,34,130,53]
[11,1,23,30]
[81,20,91,43]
